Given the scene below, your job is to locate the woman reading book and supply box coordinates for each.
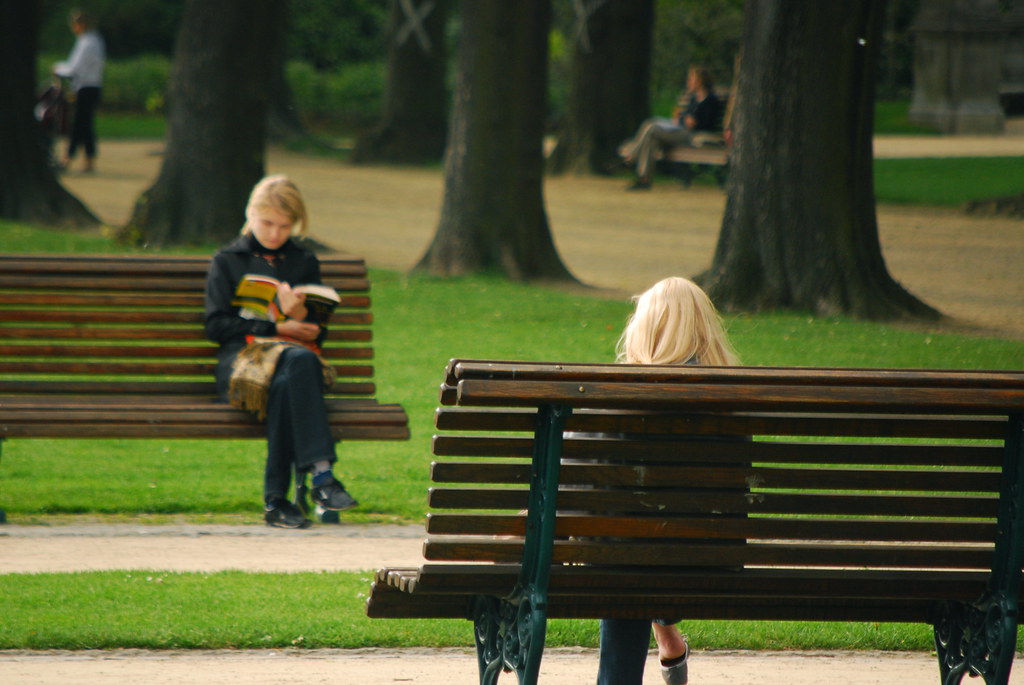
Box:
[204,174,358,528]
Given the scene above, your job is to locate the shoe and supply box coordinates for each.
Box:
[264,499,312,529]
[660,639,688,685]
[626,179,651,191]
[311,478,359,511]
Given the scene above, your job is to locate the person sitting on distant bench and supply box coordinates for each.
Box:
[620,66,724,191]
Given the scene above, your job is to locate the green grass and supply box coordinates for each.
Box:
[0,571,938,651]
[97,113,168,139]
[2,222,1022,521]
[874,157,1024,206]
[2,217,1022,652]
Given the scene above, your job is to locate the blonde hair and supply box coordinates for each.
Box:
[241,175,309,237]
[616,277,739,366]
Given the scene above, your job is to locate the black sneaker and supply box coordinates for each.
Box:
[311,478,359,511]
[264,499,312,529]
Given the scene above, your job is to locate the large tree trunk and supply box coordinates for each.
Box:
[351,0,450,164]
[416,0,576,282]
[548,0,654,175]
[119,0,282,246]
[0,0,97,228]
[702,1,939,321]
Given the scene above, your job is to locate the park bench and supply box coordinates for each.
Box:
[659,139,729,187]
[0,253,409,522]
[367,359,1024,685]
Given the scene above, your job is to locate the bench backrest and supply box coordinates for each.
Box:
[0,253,375,399]
[424,360,1024,620]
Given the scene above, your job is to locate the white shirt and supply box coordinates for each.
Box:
[55,30,105,91]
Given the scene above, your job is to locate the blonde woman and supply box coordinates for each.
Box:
[598,276,738,685]
[204,175,358,528]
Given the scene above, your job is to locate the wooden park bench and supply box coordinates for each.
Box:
[0,253,409,522]
[367,360,1024,685]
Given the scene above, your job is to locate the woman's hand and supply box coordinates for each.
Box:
[276,318,321,342]
[276,282,308,320]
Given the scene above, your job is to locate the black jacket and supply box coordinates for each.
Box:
[204,234,323,397]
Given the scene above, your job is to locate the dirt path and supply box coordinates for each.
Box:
[61,131,1024,340]
[0,647,946,685]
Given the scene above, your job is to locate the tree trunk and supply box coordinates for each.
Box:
[119,0,282,246]
[0,0,97,228]
[266,0,309,144]
[548,0,654,175]
[702,0,939,321]
[416,0,576,282]
[351,0,450,164]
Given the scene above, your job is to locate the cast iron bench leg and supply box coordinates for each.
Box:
[472,404,570,685]
[934,414,1024,685]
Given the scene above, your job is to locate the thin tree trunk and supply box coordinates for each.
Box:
[416,0,576,282]
[0,0,97,228]
[548,0,654,175]
[702,0,939,321]
[351,0,449,164]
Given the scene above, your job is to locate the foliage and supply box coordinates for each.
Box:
[286,60,385,131]
[284,0,388,70]
[39,0,182,59]
[652,0,745,101]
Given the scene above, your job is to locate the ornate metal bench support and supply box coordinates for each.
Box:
[934,414,1024,685]
[472,404,571,685]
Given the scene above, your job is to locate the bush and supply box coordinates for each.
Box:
[37,55,384,132]
[287,60,384,131]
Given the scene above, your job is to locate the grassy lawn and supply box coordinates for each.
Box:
[0,571,936,651]
[2,220,1022,651]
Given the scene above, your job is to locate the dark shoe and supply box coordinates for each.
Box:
[660,639,689,685]
[626,179,651,191]
[311,478,359,511]
[264,499,312,529]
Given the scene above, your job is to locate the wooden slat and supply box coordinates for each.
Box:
[435,407,1009,440]
[429,461,1002,494]
[426,486,999,519]
[445,360,1024,391]
[453,378,1024,414]
[422,537,995,570]
[424,513,998,544]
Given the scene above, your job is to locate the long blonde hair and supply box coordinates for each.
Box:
[616,277,739,366]
[241,174,309,237]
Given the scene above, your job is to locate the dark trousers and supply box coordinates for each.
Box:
[596,618,652,685]
[67,86,101,159]
[264,346,337,502]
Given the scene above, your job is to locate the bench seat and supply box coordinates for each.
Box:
[367,360,1024,685]
[0,253,409,518]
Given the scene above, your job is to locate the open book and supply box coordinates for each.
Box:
[231,274,340,327]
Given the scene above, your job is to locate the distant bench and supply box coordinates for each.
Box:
[367,360,1024,685]
[0,253,409,522]
[619,136,729,188]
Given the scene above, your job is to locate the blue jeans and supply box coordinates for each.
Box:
[263,346,336,502]
[596,618,652,685]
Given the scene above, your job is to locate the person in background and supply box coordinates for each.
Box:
[204,175,359,529]
[596,276,740,685]
[620,66,724,190]
[53,8,106,173]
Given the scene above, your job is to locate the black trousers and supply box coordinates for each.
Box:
[67,86,101,159]
[597,618,652,685]
[263,346,337,502]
